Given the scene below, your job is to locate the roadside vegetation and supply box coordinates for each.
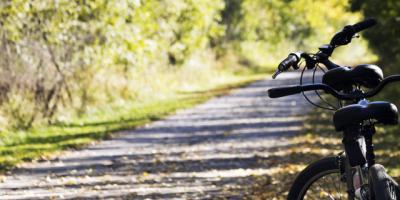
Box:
[0,70,269,171]
[0,1,371,171]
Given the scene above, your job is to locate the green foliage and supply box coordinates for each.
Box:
[220,0,362,67]
[350,0,400,107]
[351,0,400,68]
[0,0,227,128]
[0,0,360,129]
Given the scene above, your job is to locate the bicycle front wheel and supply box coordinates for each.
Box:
[369,164,399,200]
[287,156,349,200]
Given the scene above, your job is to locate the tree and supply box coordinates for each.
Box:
[350,0,400,69]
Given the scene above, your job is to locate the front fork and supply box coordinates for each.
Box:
[353,165,370,199]
[337,152,370,200]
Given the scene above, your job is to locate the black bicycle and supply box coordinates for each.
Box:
[268,18,400,200]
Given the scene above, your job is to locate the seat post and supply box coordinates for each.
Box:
[363,125,376,167]
[342,126,367,167]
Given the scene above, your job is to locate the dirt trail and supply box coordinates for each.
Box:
[0,72,317,199]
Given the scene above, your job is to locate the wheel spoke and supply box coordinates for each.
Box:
[329,173,341,198]
[304,171,347,200]
[337,173,342,200]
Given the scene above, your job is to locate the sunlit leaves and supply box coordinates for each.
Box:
[221,0,360,67]
[0,0,360,128]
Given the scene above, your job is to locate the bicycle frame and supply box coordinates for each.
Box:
[338,102,378,199]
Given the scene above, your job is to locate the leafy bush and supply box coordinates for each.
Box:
[0,0,361,129]
[351,0,400,68]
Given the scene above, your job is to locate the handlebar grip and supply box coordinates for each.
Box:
[352,18,377,33]
[268,85,302,98]
[268,83,366,100]
[278,54,299,71]
[330,18,377,46]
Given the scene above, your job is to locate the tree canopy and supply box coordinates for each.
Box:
[351,0,400,68]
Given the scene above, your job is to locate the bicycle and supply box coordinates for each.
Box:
[268,18,400,200]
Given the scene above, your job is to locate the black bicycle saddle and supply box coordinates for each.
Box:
[322,64,383,91]
[333,101,398,131]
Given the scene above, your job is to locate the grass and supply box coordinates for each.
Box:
[0,69,270,172]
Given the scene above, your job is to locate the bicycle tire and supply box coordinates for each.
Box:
[369,164,399,200]
[287,156,348,200]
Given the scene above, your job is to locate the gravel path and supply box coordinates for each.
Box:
[0,72,317,199]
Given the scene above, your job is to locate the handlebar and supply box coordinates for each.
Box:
[273,18,377,79]
[352,18,377,33]
[268,84,355,100]
[330,18,377,46]
[268,75,400,100]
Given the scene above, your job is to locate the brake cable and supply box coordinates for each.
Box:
[315,64,343,108]
[299,60,336,111]
[312,63,338,110]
